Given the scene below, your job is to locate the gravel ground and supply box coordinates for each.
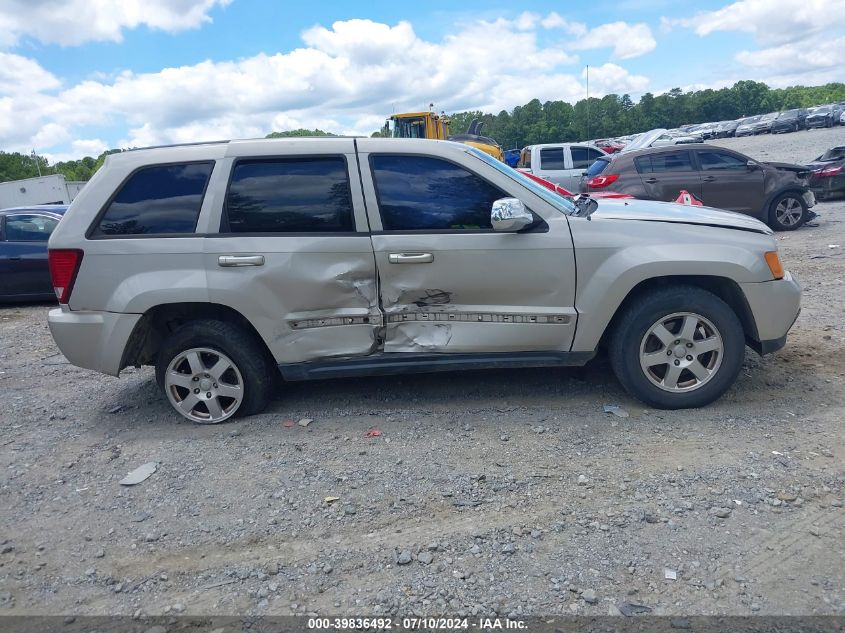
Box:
[1,128,843,619]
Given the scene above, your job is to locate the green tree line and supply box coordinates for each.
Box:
[3,80,844,184]
[445,80,845,149]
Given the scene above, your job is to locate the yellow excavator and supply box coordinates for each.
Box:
[385,109,504,162]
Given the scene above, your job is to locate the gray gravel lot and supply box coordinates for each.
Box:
[1,128,843,618]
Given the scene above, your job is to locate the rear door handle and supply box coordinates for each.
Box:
[702,176,716,182]
[644,177,658,184]
[218,255,265,267]
[388,252,434,264]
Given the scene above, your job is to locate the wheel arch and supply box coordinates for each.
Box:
[764,186,807,213]
[599,275,759,349]
[119,302,274,372]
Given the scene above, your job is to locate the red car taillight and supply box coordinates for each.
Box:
[817,166,842,177]
[48,249,84,304]
[587,174,620,189]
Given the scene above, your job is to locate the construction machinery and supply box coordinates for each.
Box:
[385,108,504,162]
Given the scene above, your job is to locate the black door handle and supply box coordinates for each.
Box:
[8,256,21,261]
[645,178,658,184]
[703,176,716,182]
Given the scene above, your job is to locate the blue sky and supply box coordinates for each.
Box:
[0,0,842,162]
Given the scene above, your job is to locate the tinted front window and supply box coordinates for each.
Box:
[371,155,507,231]
[572,147,603,170]
[93,163,212,236]
[4,214,59,241]
[635,152,693,173]
[698,151,747,171]
[225,158,354,233]
[539,147,566,170]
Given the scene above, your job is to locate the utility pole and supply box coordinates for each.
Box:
[585,65,590,141]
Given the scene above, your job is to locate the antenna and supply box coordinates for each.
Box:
[586,65,590,141]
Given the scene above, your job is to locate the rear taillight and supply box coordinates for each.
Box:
[48,249,84,304]
[587,174,619,189]
[817,166,842,177]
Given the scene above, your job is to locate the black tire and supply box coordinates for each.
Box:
[155,319,276,422]
[767,192,807,231]
[609,286,745,410]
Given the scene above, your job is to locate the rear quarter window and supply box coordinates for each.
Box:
[585,158,610,177]
[91,162,213,237]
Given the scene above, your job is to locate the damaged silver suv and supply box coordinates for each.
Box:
[47,138,801,423]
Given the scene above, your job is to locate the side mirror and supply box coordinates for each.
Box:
[491,198,533,232]
[747,160,759,170]
[571,194,599,218]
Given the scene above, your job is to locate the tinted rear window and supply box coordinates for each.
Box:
[635,152,693,173]
[539,147,566,170]
[585,158,610,177]
[223,157,354,233]
[92,162,213,236]
[571,147,604,170]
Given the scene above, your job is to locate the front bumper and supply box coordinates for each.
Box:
[739,271,801,356]
[48,307,141,376]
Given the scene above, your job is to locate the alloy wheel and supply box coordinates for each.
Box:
[164,347,244,423]
[639,312,724,393]
[775,197,803,227]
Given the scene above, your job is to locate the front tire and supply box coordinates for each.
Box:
[609,286,745,409]
[155,320,276,423]
[768,192,807,231]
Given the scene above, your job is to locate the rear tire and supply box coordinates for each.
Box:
[768,192,807,231]
[609,286,745,409]
[155,319,276,423]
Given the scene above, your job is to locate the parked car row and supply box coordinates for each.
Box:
[580,103,845,154]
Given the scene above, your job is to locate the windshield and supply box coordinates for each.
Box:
[466,147,576,215]
[390,116,427,138]
[740,116,760,124]
[779,110,797,119]
[761,112,778,121]
[814,106,831,113]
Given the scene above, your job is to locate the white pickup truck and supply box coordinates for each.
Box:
[517,143,608,192]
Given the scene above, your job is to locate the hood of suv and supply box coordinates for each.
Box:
[591,198,772,234]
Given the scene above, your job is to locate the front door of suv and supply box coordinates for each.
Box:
[204,139,381,364]
[356,142,578,355]
[693,148,765,214]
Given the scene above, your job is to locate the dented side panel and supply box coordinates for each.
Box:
[205,236,381,362]
[368,229,578,353]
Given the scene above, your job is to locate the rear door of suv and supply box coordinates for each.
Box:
[634,149,701,202]
[203,138,382,364]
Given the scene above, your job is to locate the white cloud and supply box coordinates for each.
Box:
[570,21,657,59]
[585,63,650,94]
[1,17,652,158]
[541,13,656,59]
[0,52,61,94]
[0,0,231,47]
[664,0,845,45]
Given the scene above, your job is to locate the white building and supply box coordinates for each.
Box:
[0,174,86,209]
